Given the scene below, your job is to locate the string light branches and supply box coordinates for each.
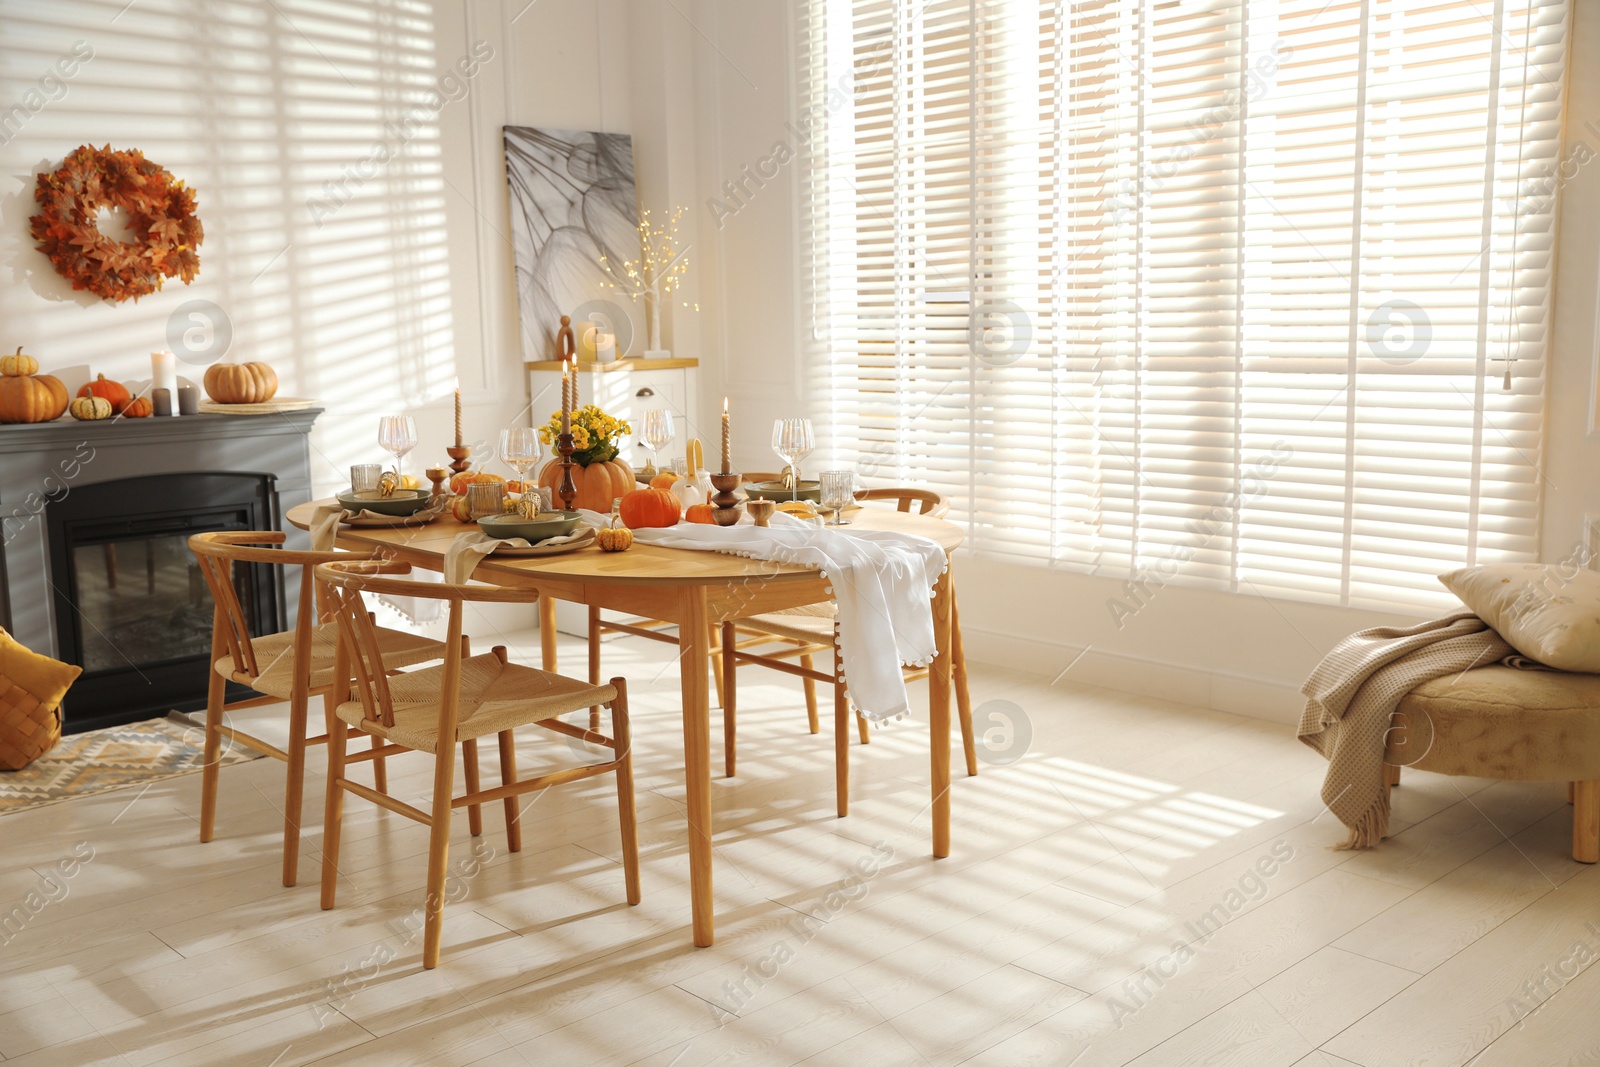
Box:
[599,206,696,355]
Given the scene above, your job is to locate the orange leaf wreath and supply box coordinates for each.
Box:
[29,145,203,303]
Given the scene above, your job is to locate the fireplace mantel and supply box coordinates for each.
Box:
[0,410,322,664]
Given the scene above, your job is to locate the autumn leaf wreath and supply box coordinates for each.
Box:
[29,144,202,303]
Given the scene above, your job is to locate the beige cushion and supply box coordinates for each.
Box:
[1388,666,1600,781]
[1440,563,1600,672]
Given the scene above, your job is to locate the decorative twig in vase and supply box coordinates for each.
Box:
[600,206,695,356]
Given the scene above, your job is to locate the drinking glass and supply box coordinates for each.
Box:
[639,410,675,476]
[349,463,381,493]
[771,418,815,501]
[467,480,506,521]
[500,426,543,516]
[819,470,854,525]
[377,415,418,482]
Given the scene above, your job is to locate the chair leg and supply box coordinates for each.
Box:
[281,686,310,887]
[610,678,642,905]
[1569,781,1576,804]
[369,731,388,793]
[422,740,458,969]
[952,596,977,777]
[462,739,483,837]
[588,605,603,733]
[710,621,725,711]
[834,680,850,818]
[320,704,349,911]
[800,652,820,734]
[857,712,870,745]
[497,729,522,853]
[722,622,737,778]
[1383,763,1401,791]
[199,664,225,844]
[1574,780,1599,864]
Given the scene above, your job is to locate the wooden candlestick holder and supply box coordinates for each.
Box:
[446,445,472,476]
[425,466,450,505]
[556,432,579,512]
[709,472,743,526]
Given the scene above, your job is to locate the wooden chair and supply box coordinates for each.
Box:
[721,487,978,816]
[315,559,640,968]
[188,532,456,887]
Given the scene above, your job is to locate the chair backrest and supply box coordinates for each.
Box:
[856,487,949,518]
[187,531,381,680]
[315,560,540,729]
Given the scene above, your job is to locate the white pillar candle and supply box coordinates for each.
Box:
[594,331,617,363]
[150,350,178,416]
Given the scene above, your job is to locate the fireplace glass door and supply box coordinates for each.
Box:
[47,473,283,732]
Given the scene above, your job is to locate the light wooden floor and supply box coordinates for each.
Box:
[2,626,1596,1067]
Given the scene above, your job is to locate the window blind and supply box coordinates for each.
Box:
[801,0,1567,611]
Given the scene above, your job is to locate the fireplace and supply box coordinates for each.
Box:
[0,410,320,733]
[46,473,285,731]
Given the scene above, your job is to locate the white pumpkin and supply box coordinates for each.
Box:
[672,438,708,509]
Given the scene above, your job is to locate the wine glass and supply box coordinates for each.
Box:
[819,470,854,525]
[639,409,675,478]
[377,415,417,483]
[771,418,815,501]
[500,427,543,516]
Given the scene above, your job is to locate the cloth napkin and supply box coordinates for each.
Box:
[306,501,444,552]
[443,509,609,584]
[631,514,947,721]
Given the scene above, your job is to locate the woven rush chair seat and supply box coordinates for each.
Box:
[222,623,444,698]
[336,654,616,753]
[739,606,837,645]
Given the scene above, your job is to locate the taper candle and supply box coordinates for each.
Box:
[453,388,462,447]
[561,359,571,417]
[721,396,731,475]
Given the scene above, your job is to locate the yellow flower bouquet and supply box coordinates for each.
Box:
[538,404,632,466]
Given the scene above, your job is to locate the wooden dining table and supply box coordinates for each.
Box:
[286,500,963,946]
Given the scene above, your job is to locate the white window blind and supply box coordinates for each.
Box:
[801,0,1567,611]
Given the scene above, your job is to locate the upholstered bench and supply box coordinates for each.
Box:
[1384,665,1600,862]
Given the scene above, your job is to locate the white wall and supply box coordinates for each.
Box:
[684,0,1600,723]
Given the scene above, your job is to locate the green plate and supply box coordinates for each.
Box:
[477,511,585,542]
[744,480,821,503]
[336,489,432,516]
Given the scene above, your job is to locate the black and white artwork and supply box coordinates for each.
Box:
[503,126,640,360]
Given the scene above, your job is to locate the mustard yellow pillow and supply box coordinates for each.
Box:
[0,628,81,709]
[1440,564,1600,673]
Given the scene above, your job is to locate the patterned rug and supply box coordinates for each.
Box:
[0,714,263,816]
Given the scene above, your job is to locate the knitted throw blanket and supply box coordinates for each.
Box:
[1297,612,1510,849]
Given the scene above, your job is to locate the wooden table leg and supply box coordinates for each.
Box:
[540,596,558,672]
[679,588,715,946]
[930,567,954,859]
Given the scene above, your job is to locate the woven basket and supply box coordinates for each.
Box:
[0,681,63,771]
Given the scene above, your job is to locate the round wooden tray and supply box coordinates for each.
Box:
[198,397,317,415]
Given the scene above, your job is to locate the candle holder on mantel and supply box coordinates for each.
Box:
[446,444,472,476]
[556,431,579,512]
[709,472,743,526]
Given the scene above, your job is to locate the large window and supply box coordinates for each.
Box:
[802,0,1568,610]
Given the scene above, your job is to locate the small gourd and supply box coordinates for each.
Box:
[649,471,679,490]
[597,514,634,552]
[685,503,716,524]
[0,346,38,377]
[122,396,153,418]
[69,395,113,421]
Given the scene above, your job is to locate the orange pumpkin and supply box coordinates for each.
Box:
[618,487,681,529]
[78,374,131,413]
[0,367,68,423]
[538,458,634,514]
[685,503,716,524]
[649,471,680,490]
[203,361,279,404]
[448,470,505,495]
[122,396,153,418]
